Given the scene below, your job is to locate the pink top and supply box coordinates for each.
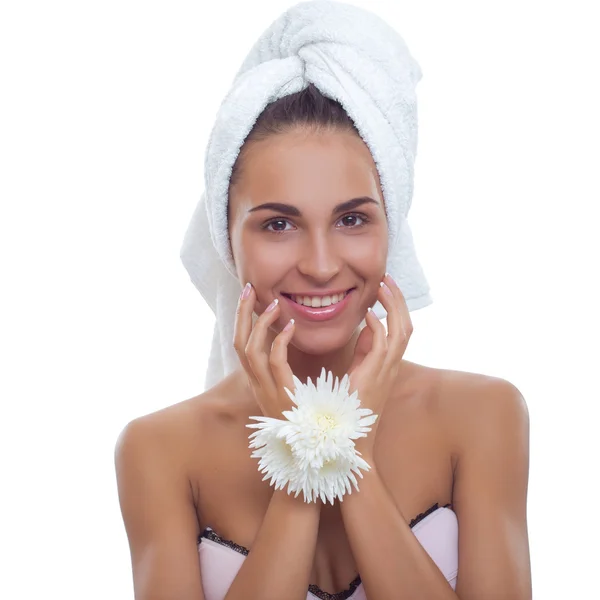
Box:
[197,502,458,599]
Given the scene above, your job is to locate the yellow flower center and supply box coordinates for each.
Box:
[316,413,336,431]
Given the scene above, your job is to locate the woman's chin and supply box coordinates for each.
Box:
[288,327,356,357]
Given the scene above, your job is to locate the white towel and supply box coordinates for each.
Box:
[180,0,432,391]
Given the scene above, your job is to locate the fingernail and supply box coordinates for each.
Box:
[385,272,396,285]
[241,282,251,300]
[266,298,279,312]
[367,306,373,313]
[283,318,295,332]
[380,281,393,296]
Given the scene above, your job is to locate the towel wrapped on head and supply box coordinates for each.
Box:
[180,0,432,390]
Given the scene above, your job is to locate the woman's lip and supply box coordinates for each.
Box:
[282,288,353,298]
[280,289,354,322]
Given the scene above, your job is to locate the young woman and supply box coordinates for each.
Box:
[114,83,532,600]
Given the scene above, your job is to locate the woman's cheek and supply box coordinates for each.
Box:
[343,232,387,269]
[254,235,299,270]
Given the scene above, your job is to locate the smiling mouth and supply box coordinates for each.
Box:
[281,288,355,309]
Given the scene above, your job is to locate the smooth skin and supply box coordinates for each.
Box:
[226,128,389,384]
[114,127,532,599]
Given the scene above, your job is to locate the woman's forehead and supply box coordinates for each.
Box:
[229,130,383,215]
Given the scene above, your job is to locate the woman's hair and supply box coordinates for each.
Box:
[229,83,360,190]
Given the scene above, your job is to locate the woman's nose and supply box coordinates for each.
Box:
[296,235,341,282]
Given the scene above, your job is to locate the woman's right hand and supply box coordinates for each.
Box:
[233,282,297,419]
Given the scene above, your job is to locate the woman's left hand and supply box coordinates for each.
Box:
[347,273,413,459]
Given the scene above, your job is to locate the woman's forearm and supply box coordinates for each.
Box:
[339,463,458,600]
[223,488,320,600]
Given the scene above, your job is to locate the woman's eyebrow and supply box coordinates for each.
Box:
[248,196,379,216]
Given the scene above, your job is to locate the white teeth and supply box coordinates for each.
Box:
[290,292,347,307]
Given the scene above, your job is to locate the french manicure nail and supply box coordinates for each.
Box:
[380,281,393,296]
[241,282,252,300]
[283,318,295,332]
[266,298,279,312]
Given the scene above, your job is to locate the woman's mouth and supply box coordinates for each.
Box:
[280,288,355,322]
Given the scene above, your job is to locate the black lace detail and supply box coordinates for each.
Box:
[308,573,362,600]
[409,502,452,528]
[198,501,452,599]
[200,528,249,556]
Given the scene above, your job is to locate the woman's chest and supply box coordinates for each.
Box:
[189,390,454,596]
[194,389,451,511]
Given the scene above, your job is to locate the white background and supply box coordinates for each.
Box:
[1,0,598,598]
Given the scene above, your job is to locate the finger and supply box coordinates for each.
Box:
[354,307,387,376]
[269,318,296,407]
[245,297,281,397]
[348,320,373,373]
[377,279,405,364]
[382,274,413,362]
[384,273,413,337]
[233,282,259,385]
[377,280,402,339]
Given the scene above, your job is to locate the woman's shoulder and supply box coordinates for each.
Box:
[117,363,522,477]
[122,363,518,434]
[116,370,254,468]
[130,363,516,435]
[431,364,524,417]
[425,364,527,457]
[387,359,496,416]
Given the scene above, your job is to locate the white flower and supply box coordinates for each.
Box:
[247,418,297,492]
[246,368,378,505]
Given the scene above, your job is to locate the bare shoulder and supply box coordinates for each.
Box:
[114,395,204,472]
[427,367,531,597]
[113,382,251,600]
[428,365,530,461]
[115,371,249,475]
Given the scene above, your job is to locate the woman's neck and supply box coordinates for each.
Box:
[264,327,362,385]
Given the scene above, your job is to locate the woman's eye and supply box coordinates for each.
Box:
[263,213,368,233]
[338,214,366,228]
[265,219,293,232]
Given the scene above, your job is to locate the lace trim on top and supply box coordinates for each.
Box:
[199,501,452,600]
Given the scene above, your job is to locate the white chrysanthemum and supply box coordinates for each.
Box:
[286,451,372,505]
[246,368,378,504]
[247,418,298,492]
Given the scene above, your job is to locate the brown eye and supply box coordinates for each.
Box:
[338,213,368,228]
[270,220,287,231]
[262,218,294,233]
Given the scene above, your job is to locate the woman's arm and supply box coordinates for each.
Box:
[116,412,322,600]
[224,488,320,600]
[115,417,206,600]
[222,286,322,599]
[340,377,531,600]
[339,464,459,600]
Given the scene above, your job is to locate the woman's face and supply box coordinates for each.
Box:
[228,127,388,356]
